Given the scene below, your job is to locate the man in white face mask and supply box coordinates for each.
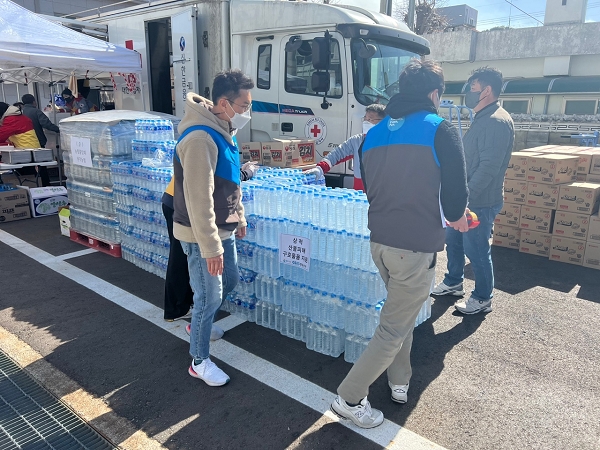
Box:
[304,104,385,190]
[172,69,254,387]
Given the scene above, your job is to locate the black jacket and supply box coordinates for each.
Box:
[22,104,59,147]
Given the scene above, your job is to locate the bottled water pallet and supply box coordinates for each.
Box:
[69,229,122,258]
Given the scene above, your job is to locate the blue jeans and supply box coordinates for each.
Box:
[442,204,503,301]
[181,234,238,361]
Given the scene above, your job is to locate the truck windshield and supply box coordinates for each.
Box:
[351,38,419,106]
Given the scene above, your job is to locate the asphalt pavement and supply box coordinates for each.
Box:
[1,215,599,450]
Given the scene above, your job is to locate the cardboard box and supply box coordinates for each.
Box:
[573,148,600,175]
[519,206,555,233]
[576,174,587,182]
[261,139,294,168]
[588,216,600,243]
[552,211,590,240]
[25,186,69,218]
[290,139,316,166]
[523,145,560,153]
[586,174,600,184]
[492,224,521,249]
[526,154,578,184]
[590,152,600,175]
[495,204,521,227]
[240,142,263,165]
[549,236,586,266]
[503,179,528,204]
[0,188,29,208]
[525,182,560,209]
[0,203,31,222]
[519,230,552,257]
[58,206,71,237]
[556,182,600,215]
[583,241,600,270]
[505,152,539,180]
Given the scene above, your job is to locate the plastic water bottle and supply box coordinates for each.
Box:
[334,230,344,264]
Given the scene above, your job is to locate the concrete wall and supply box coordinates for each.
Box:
[544,0,588,25]
[426,22,600,63]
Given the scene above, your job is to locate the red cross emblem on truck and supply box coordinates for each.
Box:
[310,124,321,138]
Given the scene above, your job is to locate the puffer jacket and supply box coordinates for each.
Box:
[0,106,41,148]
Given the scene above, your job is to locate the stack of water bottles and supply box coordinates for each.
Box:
[60,116,134,243]
[132,119,176,165]
[222,167,432,362]
[113,119,176,278]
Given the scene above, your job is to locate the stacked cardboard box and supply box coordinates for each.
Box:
[240,139,316,168]
[0,187,31,223]
[499,145,600,270]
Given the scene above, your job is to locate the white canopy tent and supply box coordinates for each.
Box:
[0,0,141,86]
[0,0,143,184]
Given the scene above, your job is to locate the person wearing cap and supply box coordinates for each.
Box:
[61,88,96,115]
[304,104,386,190]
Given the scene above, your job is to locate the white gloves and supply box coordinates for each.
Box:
[241,161,259,179]
[305,166,324,180]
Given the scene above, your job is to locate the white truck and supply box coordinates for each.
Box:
[89,0,430,184]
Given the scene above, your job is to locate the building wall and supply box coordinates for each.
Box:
[544,0,588,25]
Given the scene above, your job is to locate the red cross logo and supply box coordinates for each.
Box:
[310,124,321,138]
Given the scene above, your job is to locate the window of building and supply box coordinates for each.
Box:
[285,38,343,98]
[564,99,598,115]
[257,45,271,90]
[562,0,567,5]
[501,99,531,114]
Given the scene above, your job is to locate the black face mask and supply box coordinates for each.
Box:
[465,90,483,109]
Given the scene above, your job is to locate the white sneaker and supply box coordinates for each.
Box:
[330,396,384,429]
[185,323,225,341]
[431,281,465,296]
[188,357,230,386]
[454,296,492,315]
[389,382,409,404]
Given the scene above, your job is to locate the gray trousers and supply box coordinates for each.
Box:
[337,242,436,404]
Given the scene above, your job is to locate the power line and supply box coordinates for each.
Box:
[504,0,544,24]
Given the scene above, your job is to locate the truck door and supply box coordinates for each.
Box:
[278,31,348,166]
[171,9,198,117]
[249,37,281,144]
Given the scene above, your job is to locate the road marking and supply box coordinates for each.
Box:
[54,248,97,261]
[0,229,446,450]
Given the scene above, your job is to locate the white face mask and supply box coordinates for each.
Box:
[362,121,376,135]
[225,102,251,130]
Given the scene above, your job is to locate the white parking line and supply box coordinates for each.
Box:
[54,248,97,261]
[0,229,447,450]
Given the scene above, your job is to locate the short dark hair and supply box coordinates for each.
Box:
[468,67,503,98]
[0,102,9,118]
[212,69,255,104]
[398,59,445,98]
[365,104,386,117]
[22,94,36,105]
[61,88,72,97]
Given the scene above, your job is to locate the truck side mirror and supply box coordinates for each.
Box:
[311,72,330,94]
[312,33,331,70]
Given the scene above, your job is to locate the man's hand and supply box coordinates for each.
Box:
[304,166,324,180]
[447,212,469,233]
[241,161,259,179]
[206,255,224,276]
[236,226,247,239]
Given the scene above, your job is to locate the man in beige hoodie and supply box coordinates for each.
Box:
[173,69,254,386]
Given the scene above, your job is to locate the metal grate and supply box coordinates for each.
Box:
[0,350,116,450]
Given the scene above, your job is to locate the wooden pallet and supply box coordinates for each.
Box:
[69,229,122,258]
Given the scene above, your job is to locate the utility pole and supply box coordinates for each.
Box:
[407,0,416,31]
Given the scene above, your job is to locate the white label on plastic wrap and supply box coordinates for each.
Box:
[71,137,92,167]
[279,234,311,271]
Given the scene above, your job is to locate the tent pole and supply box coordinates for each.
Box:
[50,71,64,187]
[1,82,5,102]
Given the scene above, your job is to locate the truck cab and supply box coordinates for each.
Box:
[92,0,429,182]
